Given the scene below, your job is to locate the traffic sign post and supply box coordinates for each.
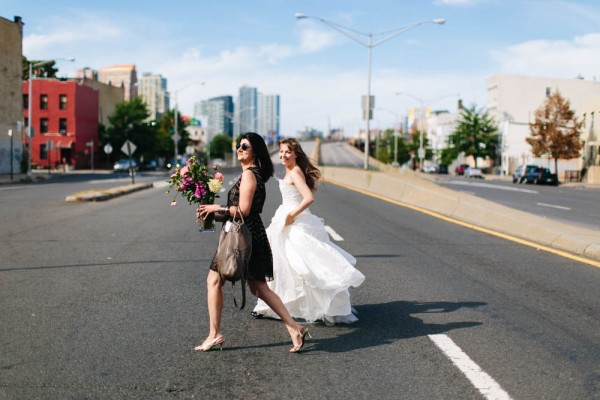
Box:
[121,140,137,184]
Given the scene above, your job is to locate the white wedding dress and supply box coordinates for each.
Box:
[253,179,365,325]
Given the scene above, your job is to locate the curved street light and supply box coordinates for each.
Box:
[295,13,445,170]
[27,57,75,178]
[172,81,205,162]
[395,92,459,170]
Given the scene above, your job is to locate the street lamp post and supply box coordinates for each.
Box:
[8,129,13,181]
[295,13,445,170]
[172,82,205,163]
[27,58,75,178]
[396,92,459,171]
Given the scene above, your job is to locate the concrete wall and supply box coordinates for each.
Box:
[320,165,600,261]
[0,16,24,174]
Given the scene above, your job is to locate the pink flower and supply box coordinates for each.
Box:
[214,172,224,182]
[170,201,177,206]
[180,166,189,176]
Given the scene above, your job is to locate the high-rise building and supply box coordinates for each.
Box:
[236,86,257,135]
[138,73,169,121]
[258,93,280,143]
[98,64,138,101]
[195,96,234,138]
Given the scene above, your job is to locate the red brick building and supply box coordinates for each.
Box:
[23,79,99,169]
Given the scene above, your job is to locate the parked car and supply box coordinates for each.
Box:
[422,164,438,174]
[523,167,559,185]
[113,159,137,173]
[464,166,484,178]
[513,164,539,183]
[436,164,449,174]
[455,163,470,175]
[139,160,158,171]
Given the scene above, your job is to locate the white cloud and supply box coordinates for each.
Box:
[298,28,338,53]
[490,33,600,80]
[433,0,481,6]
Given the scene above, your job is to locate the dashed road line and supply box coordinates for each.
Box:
[324,225,344,241]
[536,202,570,210]
[429,334,513,400]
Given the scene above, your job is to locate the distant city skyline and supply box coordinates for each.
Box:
[9,0,600,136]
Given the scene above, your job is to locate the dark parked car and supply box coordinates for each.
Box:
[436,164,449,174]
[525,167,559,185]
[512,164,538,183]
[140,160,158,171]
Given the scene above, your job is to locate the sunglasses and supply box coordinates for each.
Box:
[237,143,252,151]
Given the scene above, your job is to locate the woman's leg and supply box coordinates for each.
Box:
[249,280,302,346]
[205,269,224,342]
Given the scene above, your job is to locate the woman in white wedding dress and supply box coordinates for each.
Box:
[253,139,365,325]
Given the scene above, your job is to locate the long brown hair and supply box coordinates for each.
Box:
[280,138,322,192]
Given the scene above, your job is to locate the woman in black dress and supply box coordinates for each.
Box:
[196,132,309,353]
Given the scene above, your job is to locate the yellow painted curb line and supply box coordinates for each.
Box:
[326,178,600,269]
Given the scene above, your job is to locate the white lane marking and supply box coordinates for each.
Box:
[429,334,513,400]
[324,225,344,241]
[536,202,570,210]
[445,180,538,194]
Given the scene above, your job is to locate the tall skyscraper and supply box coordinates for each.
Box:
[194,96,234,138]
[236,86,257,136]
[258,93,280,142]
[138,73,169,121]
[98,64,138,101]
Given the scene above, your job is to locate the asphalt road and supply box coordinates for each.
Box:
[1,173,599,399]
[436,176,600,230]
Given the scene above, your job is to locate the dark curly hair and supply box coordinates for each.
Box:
[239,132,274,182]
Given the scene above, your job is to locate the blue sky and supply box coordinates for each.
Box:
[5,0,600,136]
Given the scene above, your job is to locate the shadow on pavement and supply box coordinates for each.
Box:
[307,300,485,354]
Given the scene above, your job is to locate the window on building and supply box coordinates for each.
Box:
[545,87,551,97]
[23,94,29,109]
[40,94,48,110]
[59,94,67,110]
[59,118,67,134]
[592,112,595,130]
[40,118,48,134]
[40,143,48,160]
[24,118,28,128]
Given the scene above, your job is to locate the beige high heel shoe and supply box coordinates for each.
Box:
[194,336,225,352]
[289,326,311,353]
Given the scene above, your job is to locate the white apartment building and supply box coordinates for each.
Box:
[257,93,280,143]
[194,96,234,139]
[487,74,600,177]
[138,73,168,121]
[98,64,138,101]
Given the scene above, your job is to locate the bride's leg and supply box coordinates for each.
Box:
[249,280,302,346]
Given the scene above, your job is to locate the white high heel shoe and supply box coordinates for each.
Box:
[194,336,225,352]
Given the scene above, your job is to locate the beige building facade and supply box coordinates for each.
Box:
[487,74,600,179]
[138,73,169,121]
[581,96,600,183]
[0,16,24,175]
[98,64,138,101]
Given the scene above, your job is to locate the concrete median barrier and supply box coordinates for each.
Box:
[320,166,600,262]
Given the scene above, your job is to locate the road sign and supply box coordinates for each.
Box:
[418,148,425,159]
[104,143,113,154]
[121,140,136,156]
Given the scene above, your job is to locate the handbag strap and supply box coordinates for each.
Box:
[232,206,245,224]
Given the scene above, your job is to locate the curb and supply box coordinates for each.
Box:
[65,182,153,202]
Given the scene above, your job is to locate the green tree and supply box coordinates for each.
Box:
[22,56,59,80]
[527,91,583,173]
[102,97,157,162]
[447,105,499,167]
[209,134,233,159]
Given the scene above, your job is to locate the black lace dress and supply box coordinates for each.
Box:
[210,167,273,282]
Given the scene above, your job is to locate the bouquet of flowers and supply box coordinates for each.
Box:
[167,156,225,231]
